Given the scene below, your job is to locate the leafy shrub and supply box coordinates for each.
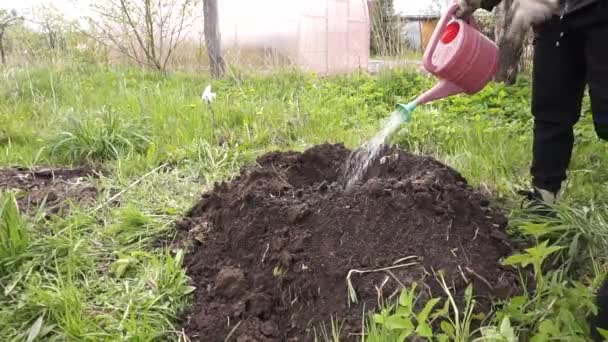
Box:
[49,108,150,164]
[369,275,484,342]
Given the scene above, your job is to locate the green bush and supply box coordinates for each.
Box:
[49,108,151,164]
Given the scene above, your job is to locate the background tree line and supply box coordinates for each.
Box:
[1,0,530,83]
[0,0,225,76]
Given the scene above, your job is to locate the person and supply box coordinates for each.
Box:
[456,0,608,340]
[456,0,608,341]
[592,280,608,341]
[456,0,607,209]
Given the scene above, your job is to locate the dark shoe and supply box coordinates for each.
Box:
[517,187,559,217]
[591,279,608,342]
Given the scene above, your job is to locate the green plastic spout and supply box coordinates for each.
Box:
[395,102,417,122]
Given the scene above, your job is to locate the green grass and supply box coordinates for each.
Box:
[49,108,151,165]
[0,170,198,340]
[1,63,607,340]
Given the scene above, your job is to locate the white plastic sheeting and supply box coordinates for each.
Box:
[219,0,370,74]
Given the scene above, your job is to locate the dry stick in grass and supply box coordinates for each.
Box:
[90,163,169,213]
[224,320,241,342]
[360,302,366,342]
[346,261,419,305]
[391,256,427,300]
[386,269,408,291]
[446,218,453,241]
[465,267,494,289]
[392,255,419,265]
[458,265,470,284]
[374,276,390,308]
[459,239,471,265]
[387,287,401,303]
[261,242,270,263]
[206,102,218,144]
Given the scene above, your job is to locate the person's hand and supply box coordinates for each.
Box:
[454,0,482,19]
[508,0,559,39]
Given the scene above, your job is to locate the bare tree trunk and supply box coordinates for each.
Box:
[48,30,56,50]
[494,0,524,85]
[0,31,5,65]
[144,0,157,67]
[203,0,225,77]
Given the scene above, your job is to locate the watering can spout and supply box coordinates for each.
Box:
[414,79,465,106]
[395,102,417,122]
[395,79,462,123]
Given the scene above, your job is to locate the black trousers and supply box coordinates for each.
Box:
[531,1,608,193]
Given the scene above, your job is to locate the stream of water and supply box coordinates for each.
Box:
[343,110,404,190]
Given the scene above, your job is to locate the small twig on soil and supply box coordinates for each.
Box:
[261,243,270,263]
[473,223,480,241]
[374,285,382,308]
[446,219,453,241]
[271,166,291,192]
[459,239,471,265]
[385,269,408,290]
[361,302,366,342]
[388,287,401,302]
[392,255,419,265]
[346,262,419,305]
[375,276,390,308]
[421,281,433,298]
[449,248,458,258]
[284,286,294,307]
[465,267,493,289]
[224,320,241,342]
[166,330,190,342]
[90,163,168,213]
[457,265,469,284]
[416,266,433,297]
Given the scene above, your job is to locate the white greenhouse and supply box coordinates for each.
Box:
[218,0,370,75]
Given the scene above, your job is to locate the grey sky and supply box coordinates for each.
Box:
[1,0,92,17]
[1,0,438,18]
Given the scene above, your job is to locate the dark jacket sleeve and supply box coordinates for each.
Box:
[481,0,502,11]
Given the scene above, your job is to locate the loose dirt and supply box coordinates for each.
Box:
[0,167,98,213]
[176,143,518,341]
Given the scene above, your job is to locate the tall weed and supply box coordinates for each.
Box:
[0,192,29,272]
[49,108,150,164]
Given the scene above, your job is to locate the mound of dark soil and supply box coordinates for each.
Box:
[177,143,518,341]
[0,167,98,213]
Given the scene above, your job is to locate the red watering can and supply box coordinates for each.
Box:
[396,3,499,121]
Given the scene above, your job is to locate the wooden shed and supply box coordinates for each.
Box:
[400,14,440,52]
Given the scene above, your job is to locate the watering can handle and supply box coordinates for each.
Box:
[422,4,480,72]
[449,0,481,29]
[423,4,459,73]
